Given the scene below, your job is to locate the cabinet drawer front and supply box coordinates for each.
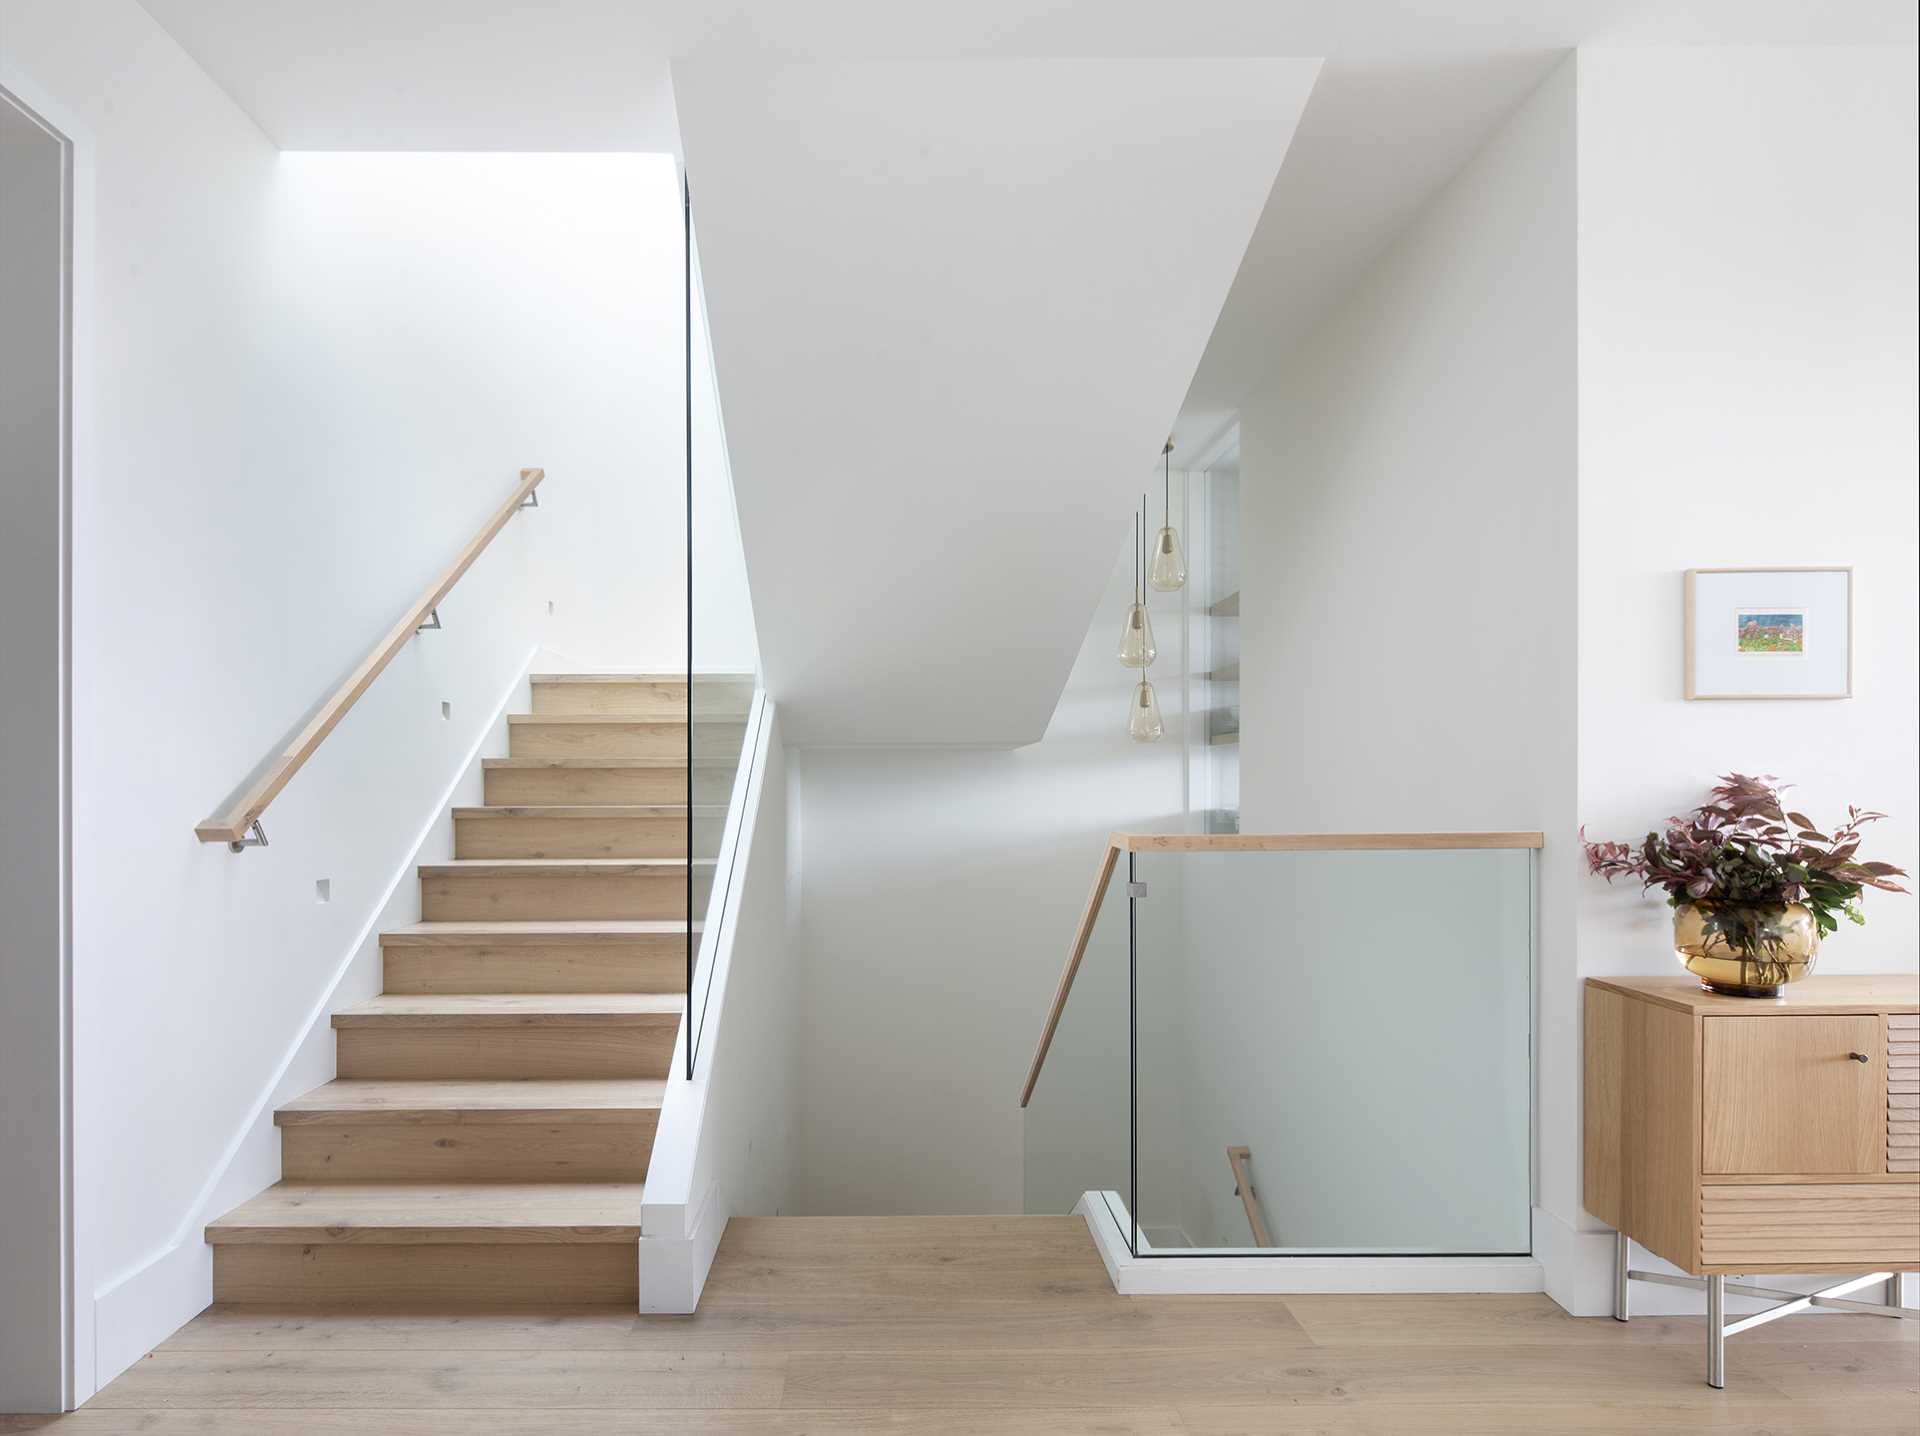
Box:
[1703,1016,1883,1175]
[1702,1184,1920,1269]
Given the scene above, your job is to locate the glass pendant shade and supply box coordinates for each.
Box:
[1148,525,1187,591]
[1117,601,1157,668]
[1128,677,1164,742]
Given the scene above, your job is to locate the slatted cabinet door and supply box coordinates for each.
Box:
[1891,1013,1919,1174]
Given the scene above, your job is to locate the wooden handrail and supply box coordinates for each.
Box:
[195,467,545,848]
[1018,829,1546,1105]
[1114,831,1545,852]
[1226,1145,1274,1248]
[1017,839,1120,1109]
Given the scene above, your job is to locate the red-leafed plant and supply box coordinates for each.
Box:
[1582,774,1909,957]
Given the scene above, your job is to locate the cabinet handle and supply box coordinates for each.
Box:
[1848,1051,1870,1063]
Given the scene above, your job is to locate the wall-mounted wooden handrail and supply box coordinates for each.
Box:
[1226,1144,1274,1248]
[1018,839,1120,1109]
[1018,829,1546,1106]
[195,467,545,849]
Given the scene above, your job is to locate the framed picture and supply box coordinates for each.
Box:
[1684,566,1852,700]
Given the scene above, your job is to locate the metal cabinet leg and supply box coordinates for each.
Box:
[1614,1232,1629,1322]
[1706,1274,1726,1389]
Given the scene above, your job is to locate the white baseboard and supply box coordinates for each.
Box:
[1534,1204,1617,1316]
[637,1177,728,1315]
[85,648,535,1393]
[1076,1194,1544,1295]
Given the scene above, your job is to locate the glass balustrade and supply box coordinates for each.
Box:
[683,175,761,1076]
[1023,837,1535,1258]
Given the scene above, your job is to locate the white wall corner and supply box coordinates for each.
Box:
[84,645,536,1392]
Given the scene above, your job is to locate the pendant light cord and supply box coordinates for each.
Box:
[1138,494,1147,608]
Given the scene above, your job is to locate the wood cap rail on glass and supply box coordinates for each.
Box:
[195,468,545,850]
[1017,830,1546,1108]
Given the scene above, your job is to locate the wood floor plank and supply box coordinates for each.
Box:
[52,1216,1920,1432]
[775,1343,1793,1410]
[156,1297,1307,1355]
[1282,1291,1920,1347]
[716,1214,1110,1266]
[1171,1398,1920,1434]
[4,1408,1184,1434]
[697,1260,1119,1304]
[88,1350,785,1410]
[161,1307,644,1349]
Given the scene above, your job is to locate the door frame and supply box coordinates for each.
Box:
[0,65,83,1412]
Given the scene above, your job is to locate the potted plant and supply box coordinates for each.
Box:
[1582,774,1908,997]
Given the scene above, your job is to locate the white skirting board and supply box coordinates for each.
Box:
[84,648,537,1394]
[636,1176,728,1315]
[1075,1193,1545,1295]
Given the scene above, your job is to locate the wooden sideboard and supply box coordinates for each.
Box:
[1584,974,1919,1385]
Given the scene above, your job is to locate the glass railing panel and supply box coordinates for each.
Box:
[684,178,761,1076]
[1130,846,1533,1255]
[1022,859,1133,1228]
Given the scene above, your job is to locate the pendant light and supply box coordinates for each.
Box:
[1117,508,1157,668]
[1125,492,1164,742]
[1147,437,1187,592]
[1128,674,1165,742]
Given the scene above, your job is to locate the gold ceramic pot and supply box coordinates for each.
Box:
[1673,902,1820,997]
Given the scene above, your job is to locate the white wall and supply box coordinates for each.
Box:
[793,532,1186,1213]
[1235,56,1577,1256]
[1222,41,1915,1309]
[0,81,71,1415]
[2,0,696,1398]
[639,703,799,1309]
[1568,44,1919,1306]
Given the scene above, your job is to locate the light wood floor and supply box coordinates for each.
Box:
[7,1216,1917,1434]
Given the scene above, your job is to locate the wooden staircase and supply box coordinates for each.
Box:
[205,674,738,1309]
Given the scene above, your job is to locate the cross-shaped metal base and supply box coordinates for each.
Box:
[1614,1232,1913,1388]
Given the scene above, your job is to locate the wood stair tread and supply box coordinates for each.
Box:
[451,804,725,819]
[483,757,722,769]
[532,673,751,684]
[381,919,698,946]
[508,714,697,726]
[276,1078,666,1124]
[206,1182,643,1244]
[418,858,713,875]
[333,993,685,1026]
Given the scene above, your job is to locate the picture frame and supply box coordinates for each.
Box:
[1683,566,1853,700]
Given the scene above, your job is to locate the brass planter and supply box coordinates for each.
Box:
[1673,902,1820,997]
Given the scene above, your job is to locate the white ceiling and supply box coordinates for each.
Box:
[136,0,1915,153]
[676,57,1319,744]
[134,0,1915,742]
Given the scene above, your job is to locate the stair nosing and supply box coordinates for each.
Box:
[381,919,699,947]
[331,994,685,1029]
[532,673,752,684]
[483,757,728,769]
[451,805,726,819]
[205,1181,644,1245]
[419,858,714,875]
[275,1077,666,1124]
[508,714,715,727]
